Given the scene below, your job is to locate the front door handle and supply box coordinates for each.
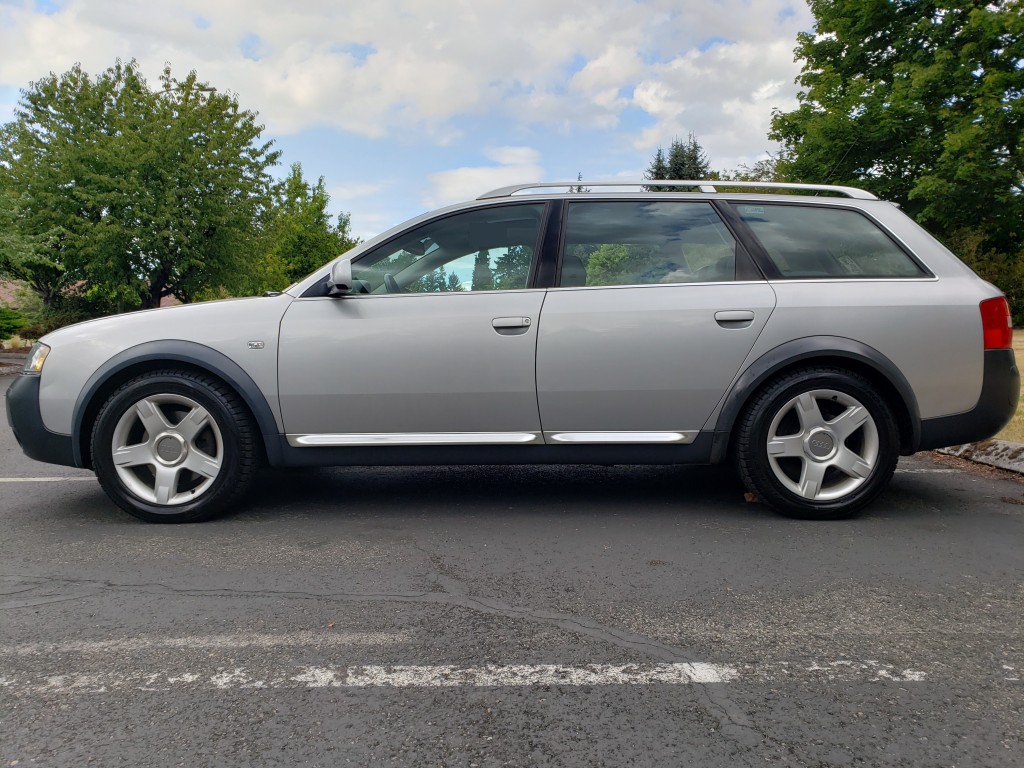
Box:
[714,310,755,328]
[492,316,532,336]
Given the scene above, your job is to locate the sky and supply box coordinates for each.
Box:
[0,0,815,239]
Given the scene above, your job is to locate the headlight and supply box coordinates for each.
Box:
[23,343,50,374]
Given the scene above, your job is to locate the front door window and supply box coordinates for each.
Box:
[352,204,546,294]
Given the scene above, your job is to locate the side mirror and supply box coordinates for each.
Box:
[328,258,353,296]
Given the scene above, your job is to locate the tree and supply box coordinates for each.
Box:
[251,163,358,293]
[0,306,26,340]
[570,172,590,193]
[0,60,280,309]
[493,245,532,290]
[410,265,464,292]
[644,134,715,190]
[471,249,494,291]
[770,1,1024,259]
[645,148,669,185]
[585,243,660,286]
[725,155,783,182]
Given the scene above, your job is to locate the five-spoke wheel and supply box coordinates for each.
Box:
[92,370,258,523]
[110,394,224,506]
[736,368,899,519]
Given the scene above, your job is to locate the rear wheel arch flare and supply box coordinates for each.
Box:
[72,341,281,469]
[713,338,920,461]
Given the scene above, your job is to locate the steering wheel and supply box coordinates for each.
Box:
[383,273,402,294]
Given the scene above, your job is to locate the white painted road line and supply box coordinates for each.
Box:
[0,661,933,696]
[0,477,94,482]
[894,468,958,474]
[0,630,410,656]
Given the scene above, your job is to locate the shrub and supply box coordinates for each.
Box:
[0,307,27,341]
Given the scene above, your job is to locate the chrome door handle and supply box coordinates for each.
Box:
[714,310,755,328]
[492,317,531,329]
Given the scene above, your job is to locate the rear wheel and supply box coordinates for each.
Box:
[91,370,259,523]
[735,367,899,520]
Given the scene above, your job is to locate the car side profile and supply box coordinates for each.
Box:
[6,180,1019,523]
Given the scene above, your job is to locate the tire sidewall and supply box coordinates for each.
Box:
[92,373,248,523]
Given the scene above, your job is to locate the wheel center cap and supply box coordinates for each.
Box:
[155,434,186,464]
[806,429,836,459]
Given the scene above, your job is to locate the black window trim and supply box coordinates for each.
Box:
[719,199,936,281]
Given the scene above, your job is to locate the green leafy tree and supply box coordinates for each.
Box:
[724,155,783,182]
[584,244,660,286]
[249,163,359,294]
[770,0,1024,259]
[0,60,280,310]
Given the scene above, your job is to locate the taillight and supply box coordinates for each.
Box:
[980,297,1013,349]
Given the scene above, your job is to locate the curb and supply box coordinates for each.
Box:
[938,440,1024,474]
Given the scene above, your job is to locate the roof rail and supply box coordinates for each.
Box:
[476,180,878,201]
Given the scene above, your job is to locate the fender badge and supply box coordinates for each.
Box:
[247,341,265,350]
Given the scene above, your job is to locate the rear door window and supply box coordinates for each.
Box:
[560,201,739,287]
[733,204,926,279]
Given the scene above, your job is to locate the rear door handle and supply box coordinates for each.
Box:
[492,317,531,329]
[492,316,532,335]
[714,310,755,328]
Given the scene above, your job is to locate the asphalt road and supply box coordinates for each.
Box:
[2,375,1022,767]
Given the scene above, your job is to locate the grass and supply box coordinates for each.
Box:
[993,331,1024,443]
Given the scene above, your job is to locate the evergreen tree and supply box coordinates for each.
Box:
[667,134,711,180]
[570,172,590,193]
[471,249,494,291]
[644,134,713,190]
[493,246,532,290]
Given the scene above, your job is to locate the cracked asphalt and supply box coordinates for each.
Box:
[2,375,1023,767]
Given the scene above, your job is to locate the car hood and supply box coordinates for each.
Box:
[40,295,292,349]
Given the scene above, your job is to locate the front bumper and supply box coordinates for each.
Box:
[5,374,79,468]
[918,349,1020,451]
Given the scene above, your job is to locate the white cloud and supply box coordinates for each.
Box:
[630,40,804,169]
[0,0,816,232]
[425,147,544,208]
[0,0,811,146]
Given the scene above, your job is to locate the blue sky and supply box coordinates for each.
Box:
[0,0,814,239]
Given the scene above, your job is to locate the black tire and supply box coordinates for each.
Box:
[91,369,259,523]
[735,367,899,520]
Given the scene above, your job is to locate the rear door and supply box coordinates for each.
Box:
[535,199,776,443]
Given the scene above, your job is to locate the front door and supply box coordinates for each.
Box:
[278,203,548,446]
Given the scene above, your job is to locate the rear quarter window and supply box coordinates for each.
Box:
[734,204,926,279]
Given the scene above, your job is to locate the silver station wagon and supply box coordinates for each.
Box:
[6,181,1019,522]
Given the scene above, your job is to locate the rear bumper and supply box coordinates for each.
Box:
[5,374,79,468]
[917,349,1020,451]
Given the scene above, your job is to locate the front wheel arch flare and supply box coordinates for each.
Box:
[72,341,281,469]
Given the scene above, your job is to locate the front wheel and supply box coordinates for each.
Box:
[91,370,259,523]
[735,367,899,520]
